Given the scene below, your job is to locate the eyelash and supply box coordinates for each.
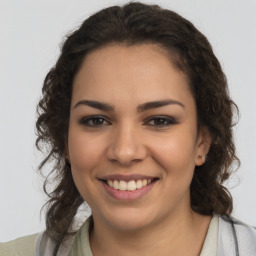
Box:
[79,115,178,128]
[79,116,111,127]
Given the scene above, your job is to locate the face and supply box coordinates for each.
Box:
[68,44,210,231]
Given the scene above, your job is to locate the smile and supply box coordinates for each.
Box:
[99,175,159,200]
[106,179,154,191]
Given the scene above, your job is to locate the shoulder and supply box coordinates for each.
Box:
[34,230,77,256]
[217,215,256,256]
[0,234,37,256]
[219,215,256,239]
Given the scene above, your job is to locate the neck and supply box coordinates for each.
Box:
[90,209,211,256]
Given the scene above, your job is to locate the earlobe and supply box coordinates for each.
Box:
[195,154,207,166]
[195,127,211,166]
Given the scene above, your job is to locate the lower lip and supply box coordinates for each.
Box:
[101,180,157,201]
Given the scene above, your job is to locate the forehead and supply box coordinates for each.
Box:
[72,43,193,108]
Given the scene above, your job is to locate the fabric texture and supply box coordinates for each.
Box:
[200,214,218,256]
[1,214,256,256]
[217,215,256,256]
[67,217,93,256]
[0,234,36,256]
[34,230,76,256]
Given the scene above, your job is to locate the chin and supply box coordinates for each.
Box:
[99,207,155,232]
[110,217,152,232]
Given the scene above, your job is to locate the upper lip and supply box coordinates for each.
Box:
[99,174,158,181]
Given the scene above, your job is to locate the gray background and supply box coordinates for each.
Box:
[0,0,255,241]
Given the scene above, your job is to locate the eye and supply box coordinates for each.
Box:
[79,116,111,127]
[145,116,178,127]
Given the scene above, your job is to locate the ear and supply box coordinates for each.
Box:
[195,126,211,166]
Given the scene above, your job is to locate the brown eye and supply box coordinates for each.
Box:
[79,116,111,127]
[145,116,178,127]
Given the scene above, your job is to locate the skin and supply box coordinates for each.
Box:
[68,44,211,256]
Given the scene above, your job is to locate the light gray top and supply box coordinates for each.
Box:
[1,214,256,255]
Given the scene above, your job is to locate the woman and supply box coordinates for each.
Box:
[1,2,255,255]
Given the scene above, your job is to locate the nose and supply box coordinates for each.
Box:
[106,123,147,166]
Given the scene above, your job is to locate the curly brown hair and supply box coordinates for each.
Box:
[36,1,239,253]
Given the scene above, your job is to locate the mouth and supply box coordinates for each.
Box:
[98,175,159,200]
[100,178,159,191]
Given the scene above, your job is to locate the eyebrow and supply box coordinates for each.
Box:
[73,99,185,112]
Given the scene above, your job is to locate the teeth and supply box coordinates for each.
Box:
[136,180,142,189]
[119,180,127,191]
[107,179,153,191]
[113,180,119,190]
[127,180,136,191]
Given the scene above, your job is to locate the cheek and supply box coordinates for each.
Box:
[149,129,197,176]
[68,131,104,206]
[68,130,104,177]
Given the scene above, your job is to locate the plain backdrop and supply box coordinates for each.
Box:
[0,0,255,242]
